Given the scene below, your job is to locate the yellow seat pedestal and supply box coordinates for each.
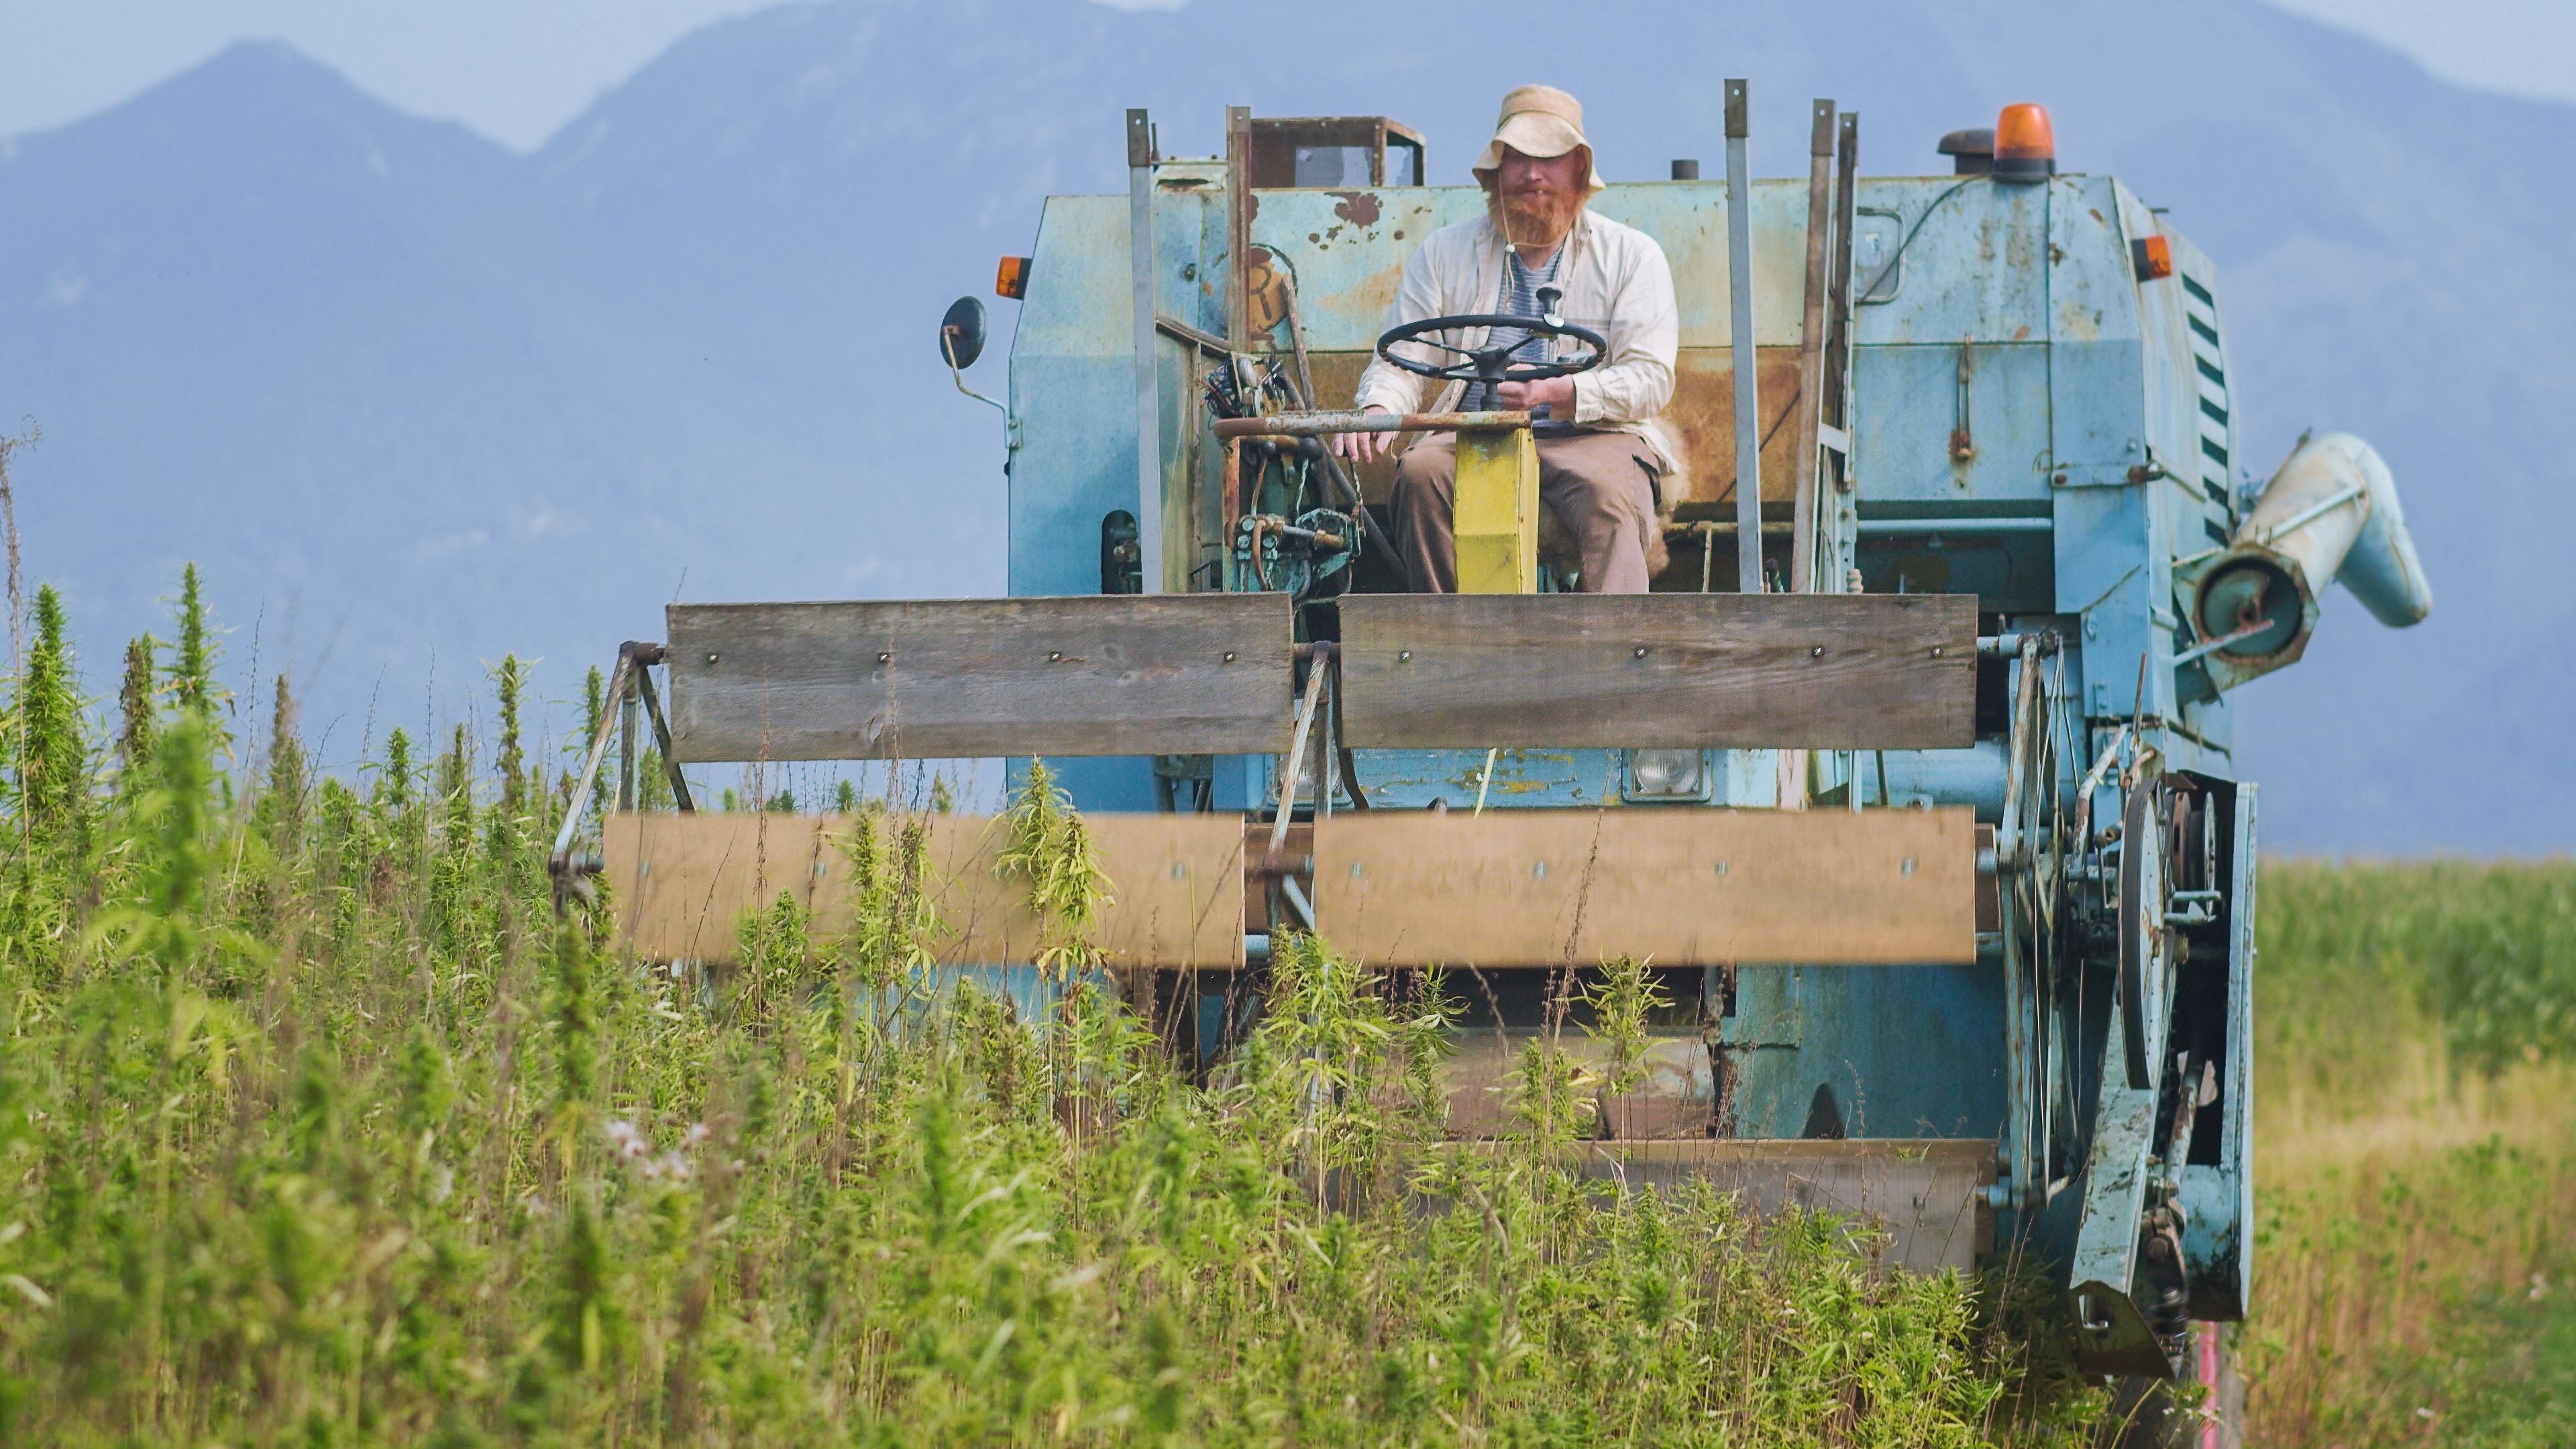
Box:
[1452,424,1538,594]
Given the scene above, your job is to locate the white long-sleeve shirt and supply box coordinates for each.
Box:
[1353,207,1684,491]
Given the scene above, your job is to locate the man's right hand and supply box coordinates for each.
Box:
[1330,407,1397,463]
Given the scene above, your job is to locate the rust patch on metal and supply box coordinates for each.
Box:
[1242,248,1291,343]
[1664,347,1806,513]
[1332,190,1383,227]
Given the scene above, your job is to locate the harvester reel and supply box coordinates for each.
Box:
[2118,784,2176,1091]
[1996,637,2074,1201]
[2000,649,2068,941]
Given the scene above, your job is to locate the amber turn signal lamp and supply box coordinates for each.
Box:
[1993,103,2055,182]
[2132,234,2174,281]
[995,255,1032,300]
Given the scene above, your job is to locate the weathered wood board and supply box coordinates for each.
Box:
[1570,1139,1996,1273]
[602,812,1245,969]
[1440,1031,1713,1139]
[664,594,1293,762]
[1311,806,1977,965]
[1337,593,1976,749]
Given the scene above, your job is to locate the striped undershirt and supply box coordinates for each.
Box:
[1460,245,1566,413]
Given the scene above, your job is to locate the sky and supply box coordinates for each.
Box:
[2,0,2572,150]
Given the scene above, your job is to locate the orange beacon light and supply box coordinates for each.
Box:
[1994,103,2056,181]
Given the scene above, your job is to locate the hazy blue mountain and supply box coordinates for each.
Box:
[0,0,2565,849]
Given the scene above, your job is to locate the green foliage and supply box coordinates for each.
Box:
[89,712,246,985]
[836,806,937,995]
[636,747,675,812]
[165,563,223,731]
[14,586,87,847]
[495,653,528,816]
[580,665,605,753]
[0,570,2126,1446]
[114,634,155,775]
[1581,955,1668,1097]
[2264,860,2576,1091]
[1000,759,1110,979]
[2249,860,2576,1444]
[252,672,307,854]
[377,725,415,811]
[1236,934,1452,1207]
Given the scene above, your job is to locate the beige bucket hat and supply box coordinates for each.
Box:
[1471,85,1606,194]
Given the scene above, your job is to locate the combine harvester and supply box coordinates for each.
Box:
[552,90,2430,1419]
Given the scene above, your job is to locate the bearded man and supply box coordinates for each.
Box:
[1338,84,1681,594]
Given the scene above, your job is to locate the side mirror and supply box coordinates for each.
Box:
[941,297,987,370]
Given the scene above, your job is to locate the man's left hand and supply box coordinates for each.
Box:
[1495,376,1576,417]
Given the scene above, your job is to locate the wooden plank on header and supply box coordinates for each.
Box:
[1337,593,1975,750]
[663,594,1293,762]
[1311,807,1976,966]
[602,812,1246,969]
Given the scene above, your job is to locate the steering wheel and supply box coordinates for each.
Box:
[1376,299,1607,386]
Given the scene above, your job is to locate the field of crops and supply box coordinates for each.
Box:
[2245,863,2576,1444]
[0,574,2567,1445]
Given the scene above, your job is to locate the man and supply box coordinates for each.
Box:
[1338,84,1682,594]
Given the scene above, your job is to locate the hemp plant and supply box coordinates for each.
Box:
[0,564,2110,1448]
[998,759,1110,980]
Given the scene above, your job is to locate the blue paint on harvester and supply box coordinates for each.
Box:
[979,107,2430,1378]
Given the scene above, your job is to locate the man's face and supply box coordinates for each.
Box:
[1493,144,1589,245]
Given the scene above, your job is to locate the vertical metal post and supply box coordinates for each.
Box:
[2000,863,2034,1204]
[1826,112,1863,592]
[631,659,695,813]
[1825,113,1862,435]
[1127,107,1165,594]
[1724,80,1764,594]
[1225,106,1252,356]
[616,666,639,811]
[1790,99,1836,594]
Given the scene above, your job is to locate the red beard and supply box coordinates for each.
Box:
[1491,182,1584,250]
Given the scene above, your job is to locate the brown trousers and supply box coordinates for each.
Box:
[1389,431,1662,593]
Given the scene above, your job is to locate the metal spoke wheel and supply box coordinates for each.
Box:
[2118,782,2177,1091]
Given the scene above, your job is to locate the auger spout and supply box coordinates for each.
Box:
[2184,432,2432,693]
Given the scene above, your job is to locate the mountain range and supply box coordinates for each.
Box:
[1,0,2567,851]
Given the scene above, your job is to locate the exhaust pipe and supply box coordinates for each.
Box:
[2180,433,2430,693]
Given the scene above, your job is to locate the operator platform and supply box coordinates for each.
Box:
[1340,85,1679,595]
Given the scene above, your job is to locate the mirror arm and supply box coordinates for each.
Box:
[944,332,1009,415]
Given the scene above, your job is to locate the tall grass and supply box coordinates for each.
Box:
[0,572,2085,1446]
[2248,861,2576,1444]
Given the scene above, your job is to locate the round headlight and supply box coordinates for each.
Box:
[1626,749,1705,801]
